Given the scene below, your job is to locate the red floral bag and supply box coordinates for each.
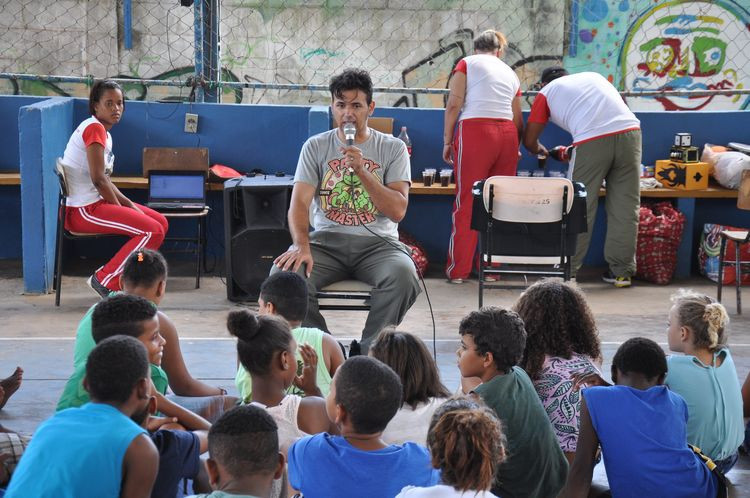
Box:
[398,230,429,276]
[635,202,685,284]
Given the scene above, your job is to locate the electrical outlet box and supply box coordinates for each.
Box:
[184,113,198,133]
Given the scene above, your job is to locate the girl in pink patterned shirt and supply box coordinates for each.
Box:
[513,279,602,464]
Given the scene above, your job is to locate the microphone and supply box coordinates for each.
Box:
[343,123,356,146]
[343,123,356,172]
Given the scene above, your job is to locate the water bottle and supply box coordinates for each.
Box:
[398,126,412,157]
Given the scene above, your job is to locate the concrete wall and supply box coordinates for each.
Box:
[18,98,74,291]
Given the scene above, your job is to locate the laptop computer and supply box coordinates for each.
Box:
[146,170,206,211]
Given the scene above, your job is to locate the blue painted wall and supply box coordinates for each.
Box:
[19,98,73,292]
[4,94,748,288]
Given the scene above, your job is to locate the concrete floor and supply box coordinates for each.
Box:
[1,260,750,495]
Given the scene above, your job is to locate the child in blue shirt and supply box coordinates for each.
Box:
[665,290,742,473]
[288,356,440,498]
[6,336,159,497]
[564,337,718,497]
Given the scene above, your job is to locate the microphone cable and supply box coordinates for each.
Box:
[344,140,438,360]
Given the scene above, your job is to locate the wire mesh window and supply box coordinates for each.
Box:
[0,0,748,110]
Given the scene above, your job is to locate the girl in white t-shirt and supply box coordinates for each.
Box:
[60,80,168,296]
[370,329,450,446]
[396,397,505,498]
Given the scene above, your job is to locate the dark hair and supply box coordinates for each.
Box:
[260,272,308,322]
[370,329,450,409]
[427,397,506,492]
[539,66,569,85]
[612,337,667,381]
[209,405,279,477]
[334,356,402,434]
[671,289,729,352]
[227,310,293,376]
[329,68,373,105]
[91,294,158,344]
[86,335,150,403]
[89,79,124,116]
[121,249,168,289]
[458,307,526,372]
[514,279,601,380]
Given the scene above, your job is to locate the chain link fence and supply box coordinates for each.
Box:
[1,0,749,110]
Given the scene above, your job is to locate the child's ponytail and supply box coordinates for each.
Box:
[671,289,730,352]
[227,310,293,376]
[703,303,730,350]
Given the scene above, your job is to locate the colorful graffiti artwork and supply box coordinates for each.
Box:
[620,0,750,110]
[565,0,750,111]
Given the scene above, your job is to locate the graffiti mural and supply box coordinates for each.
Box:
[3,67,243,103]
[565,0,750,110]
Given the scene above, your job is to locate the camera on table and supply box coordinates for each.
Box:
[669,133,699,163]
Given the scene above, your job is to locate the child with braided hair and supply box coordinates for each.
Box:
[665,289,743,473]
[396,396,506,497]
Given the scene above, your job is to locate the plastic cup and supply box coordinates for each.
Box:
[422,169,435,186]
[440,169,452,187]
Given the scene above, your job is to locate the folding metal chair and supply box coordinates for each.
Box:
[472,175,587,307]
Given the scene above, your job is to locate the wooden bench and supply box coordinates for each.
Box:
[0,173,223,191]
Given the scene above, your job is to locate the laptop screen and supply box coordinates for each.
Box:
[149,171,205,201]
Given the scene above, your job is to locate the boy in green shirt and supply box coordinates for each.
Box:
[457,306,568,498]
[57,294,209,431]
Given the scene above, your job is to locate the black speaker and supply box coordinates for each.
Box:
[224,175,295,301]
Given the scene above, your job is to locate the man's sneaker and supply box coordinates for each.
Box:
[602,270,631,288]
[448,278,465,284]
[86,274,110,298]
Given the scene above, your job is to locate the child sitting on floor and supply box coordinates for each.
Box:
[187,405,285,498]
[235,271,345,401]
[564,337,718,497]
[397,396,506,497]
[6,336,159,497]
[664,290,742,473]
[513,279,603,464]
[370,329,450,445]
[227,309,332,449]
[58,294,211,431]
[457,307,568,498]
[288,356,440,498]
[71,249,233,421]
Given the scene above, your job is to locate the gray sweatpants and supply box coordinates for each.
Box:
[273,231,421,352]
[569,129,642,277]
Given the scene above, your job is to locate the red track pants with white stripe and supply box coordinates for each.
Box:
[65,200,168,291]
[445,118,519,280]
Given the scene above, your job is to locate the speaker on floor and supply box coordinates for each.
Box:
[224,175,295,301]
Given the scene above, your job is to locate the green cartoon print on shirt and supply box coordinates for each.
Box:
[319,156,381,226]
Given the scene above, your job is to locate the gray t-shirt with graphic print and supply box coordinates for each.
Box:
[294,128,411,240]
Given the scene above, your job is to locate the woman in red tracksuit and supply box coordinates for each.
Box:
[61,80,168,296]
[443,30,523,283]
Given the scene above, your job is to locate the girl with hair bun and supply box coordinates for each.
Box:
[665,289,742,473]
[227,310,334,449]
[396,396,505,497]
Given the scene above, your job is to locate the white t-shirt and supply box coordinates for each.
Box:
[397,484,499,498]
[528,72,640,145]
[455,54,520,121]
[61,116,115,207]
[381,397,448,446]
